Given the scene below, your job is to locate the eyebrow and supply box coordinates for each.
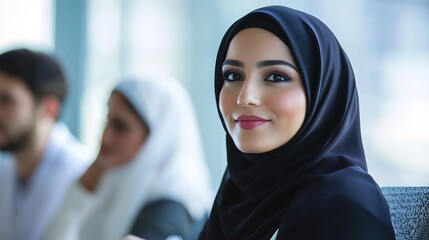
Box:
[222,59,244,68]
[222,59,298,71]
[256,60,298,71]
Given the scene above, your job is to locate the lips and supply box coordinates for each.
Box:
[235,115,270,130]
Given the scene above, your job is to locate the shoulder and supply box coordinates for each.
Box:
[130,199,196,240]
[278,166,395,240]
[299,166,385,203]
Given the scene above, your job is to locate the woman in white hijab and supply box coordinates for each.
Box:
[46,75,213,240]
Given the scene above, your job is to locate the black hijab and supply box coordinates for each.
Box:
[200,5,393,240]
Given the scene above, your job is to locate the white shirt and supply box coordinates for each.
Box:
[0,123,91,240]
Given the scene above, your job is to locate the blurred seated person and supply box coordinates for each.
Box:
[0,48,91,240]
[46,75,213,240]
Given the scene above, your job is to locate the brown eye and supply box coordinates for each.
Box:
[111,120,130,133]
[223,71,243,82]
[0,94,14,106]
[265,72,291,82]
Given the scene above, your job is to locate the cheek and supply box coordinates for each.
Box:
[0,109,15,130]
[219,88,236,122]
[2,105,24,123]
[118,133,146,161]
[16,96,36,120]
[267,89,306,126]
[9,106,35,131]
[103,129,144,160]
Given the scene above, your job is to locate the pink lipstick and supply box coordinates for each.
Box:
[236,115,269,130]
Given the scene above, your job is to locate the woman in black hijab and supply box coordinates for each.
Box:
[199,5,395,240]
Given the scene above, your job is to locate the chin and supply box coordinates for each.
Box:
[237,144,269,154]
[236,139,288,154]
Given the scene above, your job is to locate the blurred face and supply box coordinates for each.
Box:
[0,71,38,151]
[219,28,306,153]
[97,92,148,168]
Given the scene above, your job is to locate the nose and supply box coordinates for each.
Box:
[237,77,261,108]
[101,124,113,146]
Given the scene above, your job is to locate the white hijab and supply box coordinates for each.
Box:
[79,75,213,240]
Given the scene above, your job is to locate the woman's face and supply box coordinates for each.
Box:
[97,92,149,168]
[219,28,306,153]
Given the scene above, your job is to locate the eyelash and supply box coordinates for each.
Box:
[264,72,292,82]
[222,71,291,83]
[108,119,130,133]
[223,71,243,82]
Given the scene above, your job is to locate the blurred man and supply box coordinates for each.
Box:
[0,49,91,240]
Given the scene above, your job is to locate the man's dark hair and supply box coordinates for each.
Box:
[0,48,67,103]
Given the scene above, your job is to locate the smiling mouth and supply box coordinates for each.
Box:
[235,115,270,130]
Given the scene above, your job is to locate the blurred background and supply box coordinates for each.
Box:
[0,0,428,188]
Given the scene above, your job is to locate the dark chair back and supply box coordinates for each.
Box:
[381,186,429,240]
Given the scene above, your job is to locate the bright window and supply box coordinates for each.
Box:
[0,0,54,51]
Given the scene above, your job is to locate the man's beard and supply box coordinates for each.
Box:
[0,120,37,152]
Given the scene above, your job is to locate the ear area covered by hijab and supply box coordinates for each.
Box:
[200,5,395,240]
